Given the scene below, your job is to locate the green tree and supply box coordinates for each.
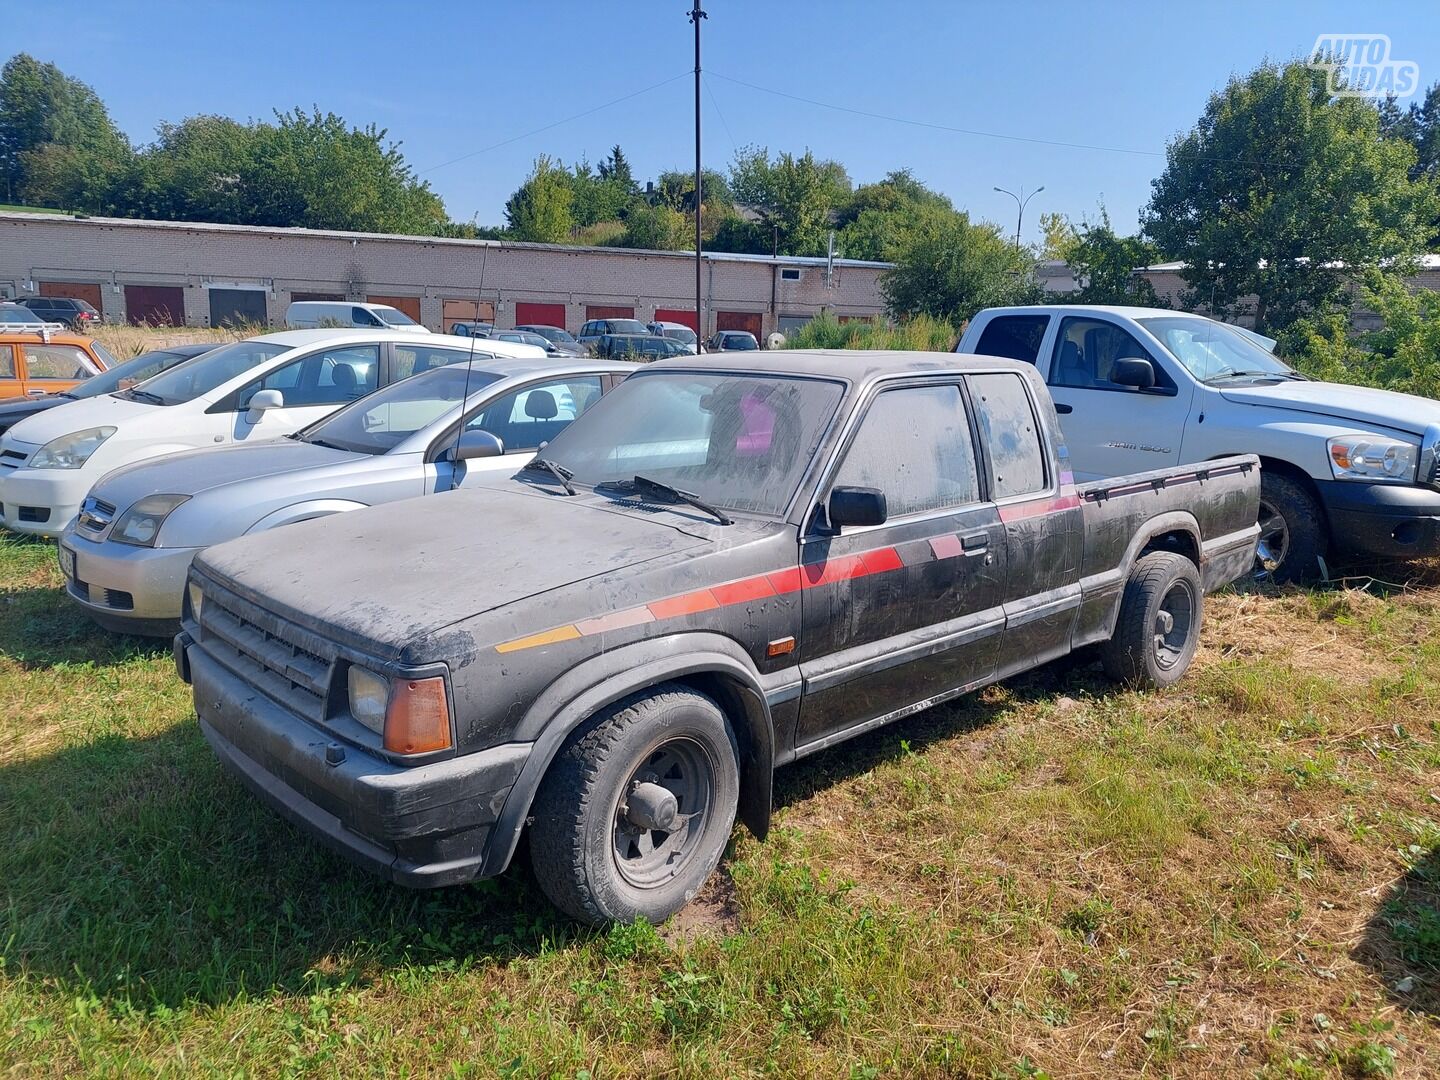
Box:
[0,52,132,207]
[1051,207,1162,306]
[728,145,851,256]
[881,208,1041,322]
[616,203,688,250]
[1143,61,1439,333]
[1038,211,1079,262]
[835,169,955,262]
[504,155,575,242]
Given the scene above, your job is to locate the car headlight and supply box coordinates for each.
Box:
[347,665,390,734]
[1327,434,1419,483]
[29,426,116,469]
[111,494,190,547]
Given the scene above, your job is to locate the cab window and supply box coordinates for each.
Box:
[0,345,14,378]
[24,344,98,380]
[969,372,1047,499]
[973,315,1049,364]
[832,384,981,517]
[1048,317,1174,392]
[464,376,604,453]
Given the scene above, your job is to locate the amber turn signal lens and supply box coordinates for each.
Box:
[383,676,452,755]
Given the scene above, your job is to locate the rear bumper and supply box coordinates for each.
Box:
[1315,480,1440,559]
[183,640,531,888]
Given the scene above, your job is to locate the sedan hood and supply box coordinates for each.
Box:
[1220,381,1440,437]
[194,484,715,655]
[1,392,158,449]
[91,439,358,509]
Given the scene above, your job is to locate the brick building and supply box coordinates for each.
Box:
[0,211,891,338]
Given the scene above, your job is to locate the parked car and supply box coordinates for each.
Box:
[284,301,428,334]
[0,343,214,438]
[647,321,700,354]
[958,304,1440,582]
[485,330,559,353]
[514,325,587,356]
[61,357,636,635]
[593,333,692,360]
[178,349,1258,925]
[0,302,46,326]
[449,322,494,338]
[0,326,116,402]
[576,318,650,349]
[706,330,760,352]
[13,295,102,329]
[0,330,544,538]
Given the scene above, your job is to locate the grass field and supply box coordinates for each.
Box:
[2,533,1438,1078]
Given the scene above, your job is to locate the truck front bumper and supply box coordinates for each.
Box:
[181,638,531,888]
[1316,480,1440,560]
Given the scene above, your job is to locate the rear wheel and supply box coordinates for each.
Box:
[1256,472,1326,584]
[529,684,739,926]
[1101,551,1203,689]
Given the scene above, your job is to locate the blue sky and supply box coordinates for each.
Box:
[9,1,1439,245]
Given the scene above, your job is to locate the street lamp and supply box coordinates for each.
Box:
[994,185,1044,249]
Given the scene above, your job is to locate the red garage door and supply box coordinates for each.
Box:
[367,295,422,323]
[716,311,762,339]
[40,281,104,315]
[585,304,634,321]
[514,302,567,329]
[125,285,185,326]
[652,307,697,333]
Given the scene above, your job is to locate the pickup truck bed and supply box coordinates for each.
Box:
[179,349,1261,925]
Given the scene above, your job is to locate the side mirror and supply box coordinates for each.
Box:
[245,388,284,421]
[828,486,888,529]
[1111,357,1156,389]
[450,429,505,461]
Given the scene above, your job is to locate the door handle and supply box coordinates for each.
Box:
[1054,402,1073,414]
[961,532,989,554]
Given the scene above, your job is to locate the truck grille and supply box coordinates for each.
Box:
[195,581,335,722]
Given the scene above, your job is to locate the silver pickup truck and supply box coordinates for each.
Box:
[177,351,1260,925]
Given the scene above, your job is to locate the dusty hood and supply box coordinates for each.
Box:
[92,439,357,508]
[1,392,158,448]
[193,484,715,654]
[1220,381,1440,436]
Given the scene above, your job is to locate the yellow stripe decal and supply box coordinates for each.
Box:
[494,624,582,654]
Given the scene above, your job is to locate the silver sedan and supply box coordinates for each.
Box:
[59,356,638,634]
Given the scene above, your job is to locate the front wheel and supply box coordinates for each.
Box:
[529,684,739,926]
[1100,551,1204,689]
[1256,472,1326,584]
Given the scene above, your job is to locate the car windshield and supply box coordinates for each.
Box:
[70,348,205,399]
[294,363,503,455]
[0,305,43,324]
[523,326,575,344]
[538,371,845,517]
[372,305,418,326]
[607,319,649,335]
[127,339,289,405]
[661,326,698,344]
[725,334,758,350]
[1138,317,1297,381]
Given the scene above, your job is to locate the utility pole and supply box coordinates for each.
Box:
[993,185,1044,249]
[689,0,707,342]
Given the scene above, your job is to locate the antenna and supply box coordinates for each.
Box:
[449,241,491,478]
[824,230,836,288]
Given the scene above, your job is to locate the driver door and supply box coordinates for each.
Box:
[1041,315,1194,481]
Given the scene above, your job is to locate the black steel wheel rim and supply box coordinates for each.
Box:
[1153,578,1196,670]
[1254,498,1289,579]
[612,737,714,890]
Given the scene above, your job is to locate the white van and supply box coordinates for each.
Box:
[284,301,429,334]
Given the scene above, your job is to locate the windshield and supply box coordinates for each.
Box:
[295,363,503,454]
[1139,317,1296,381]
[522,326,576,344]
[71,348,204,399]
[607,319,649,335]
[660,326,698,345]
[0,306,43,323]
[538,371,845,517]
[128,339,289,405]
[373,305,418,327]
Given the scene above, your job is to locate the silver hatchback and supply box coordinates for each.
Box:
[60,356,637,634]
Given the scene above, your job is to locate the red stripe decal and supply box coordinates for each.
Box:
[711,575,778,605]
[803,553,867,587]
[859,546,905,574]
[575,606,655,635]
[999,490,1081,522]
[648,590,719,619]
[767,567,807,594]
[929,534,964,560]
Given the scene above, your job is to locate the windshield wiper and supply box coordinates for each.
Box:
[1204,369,1305,383]
[632,474,733,526]
[523,457,576,495]
[125,389,167,405]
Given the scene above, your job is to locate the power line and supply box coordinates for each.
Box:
[702,74,737,157]
[420,71,691,174]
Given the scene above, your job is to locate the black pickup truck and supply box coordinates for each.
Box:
[177,351,1260,925]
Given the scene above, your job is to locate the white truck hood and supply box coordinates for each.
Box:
[1,393,165,449]
[1219,381,1440,438]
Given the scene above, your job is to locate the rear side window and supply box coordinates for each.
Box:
[972,315,1049,364]
[24,344,96,379]
[393,344,473,380]
[0,345,14,378]
[833,384,981,517]
[969,372,1047,499]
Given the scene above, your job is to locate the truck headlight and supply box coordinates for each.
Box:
[347,665,390,734]
[186,580,204,622]
[1327,434,1419,484]
[111,494,190,546]
[29,426,116,469]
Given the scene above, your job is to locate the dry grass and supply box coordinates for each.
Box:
[2,533,1439,1077]
[91,324,245,360]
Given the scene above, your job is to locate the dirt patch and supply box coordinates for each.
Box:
[662,864,742,944]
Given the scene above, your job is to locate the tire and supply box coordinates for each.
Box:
[1256,471,1326,585]
[528,684,740,926]
[1100,551,1204,689]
